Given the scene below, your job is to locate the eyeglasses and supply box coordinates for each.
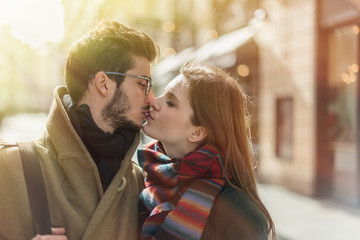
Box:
[105,72,152,96]
[89,71,152,96]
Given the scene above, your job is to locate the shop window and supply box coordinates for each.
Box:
[276,97,293,160]
[325,23,359,206]
[327,24,358,144]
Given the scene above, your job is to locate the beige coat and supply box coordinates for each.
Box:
[0,86,144,240]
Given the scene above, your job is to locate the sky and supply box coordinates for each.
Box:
[0,0,64,48]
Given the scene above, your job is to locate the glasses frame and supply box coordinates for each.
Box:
[105,72,152,96]
[89,71,152,96]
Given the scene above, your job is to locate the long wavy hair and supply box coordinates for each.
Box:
[180,62,276,239]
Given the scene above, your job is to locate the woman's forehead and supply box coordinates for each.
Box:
[166,74,186,90]
[165,75,191,105]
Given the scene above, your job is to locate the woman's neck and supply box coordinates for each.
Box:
[162,141,199,158]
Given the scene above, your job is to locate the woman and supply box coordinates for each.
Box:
[138,62,276,240]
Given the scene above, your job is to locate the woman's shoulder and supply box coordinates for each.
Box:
[215,183,266,221]
[201,183,268,240]
[217,184,261,211]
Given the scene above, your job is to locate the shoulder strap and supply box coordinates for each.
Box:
[0,138,17,147]
[17,142,52,235]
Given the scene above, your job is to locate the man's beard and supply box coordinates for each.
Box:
[102,87,142,131]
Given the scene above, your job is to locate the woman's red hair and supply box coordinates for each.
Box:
[180,61,276,239]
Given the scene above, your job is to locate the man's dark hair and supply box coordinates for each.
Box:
[65,19,159,104]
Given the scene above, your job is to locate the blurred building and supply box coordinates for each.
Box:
[256,0,360,209]
[150,0,360,209]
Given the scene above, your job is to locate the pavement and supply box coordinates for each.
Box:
[258,183,360,240]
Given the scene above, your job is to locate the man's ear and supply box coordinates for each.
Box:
[93,71,109,97]
[188,126,208,143]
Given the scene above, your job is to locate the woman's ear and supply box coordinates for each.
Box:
[188,126,207,143]
[93,71,109,97]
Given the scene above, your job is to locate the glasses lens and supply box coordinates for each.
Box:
[146,78,152,96]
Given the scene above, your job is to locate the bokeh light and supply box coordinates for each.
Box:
[237,64,250,77]
[162,21,176,33]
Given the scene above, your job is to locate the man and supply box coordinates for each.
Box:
[0,20,159,239]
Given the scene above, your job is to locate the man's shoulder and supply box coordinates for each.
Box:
[0,139,23,180]
[0,138,17,147]
[0,138,21,162]
[0,138,19,153]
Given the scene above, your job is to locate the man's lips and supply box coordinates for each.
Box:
[144,111,153,120]
[144,109,153,120]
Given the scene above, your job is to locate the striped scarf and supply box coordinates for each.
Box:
[138,141,226,240]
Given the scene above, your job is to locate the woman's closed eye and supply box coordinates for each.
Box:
[163,91,178,107]
[166,100,176,107]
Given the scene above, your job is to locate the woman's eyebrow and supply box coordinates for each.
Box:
[165,91,180,103]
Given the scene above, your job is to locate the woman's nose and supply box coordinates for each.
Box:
[149,97,160,111]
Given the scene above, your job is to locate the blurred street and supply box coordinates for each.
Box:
[259,184,360,240]
[1,114,360,240]
[0,113,47,142]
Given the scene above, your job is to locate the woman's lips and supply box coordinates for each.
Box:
[145,111,153,120]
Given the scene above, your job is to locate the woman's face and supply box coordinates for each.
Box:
[143,75,197,147]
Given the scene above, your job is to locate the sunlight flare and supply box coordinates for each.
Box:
[0,0,64,48]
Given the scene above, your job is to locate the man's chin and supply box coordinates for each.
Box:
[113,119,141,132]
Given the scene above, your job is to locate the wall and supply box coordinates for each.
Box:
[257,0,317,196]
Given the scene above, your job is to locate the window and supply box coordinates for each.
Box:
[276,97,293,160]
[327,24,358,143]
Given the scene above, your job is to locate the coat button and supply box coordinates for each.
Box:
[117,177,127,192]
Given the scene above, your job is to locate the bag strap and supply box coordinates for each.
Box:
[17,142,52,235]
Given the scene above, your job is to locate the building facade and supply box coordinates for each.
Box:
[257,0,360,208]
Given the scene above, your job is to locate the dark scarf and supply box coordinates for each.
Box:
[137,141,226,240]
[68,103,136,191]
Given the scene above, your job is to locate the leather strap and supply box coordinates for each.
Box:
[17,142,52,235]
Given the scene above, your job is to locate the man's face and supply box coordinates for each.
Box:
[102,55,154,131]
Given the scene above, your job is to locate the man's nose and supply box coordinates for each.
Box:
[146,90,155,104]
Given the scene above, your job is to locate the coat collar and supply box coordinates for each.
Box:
[45,86,141,195]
